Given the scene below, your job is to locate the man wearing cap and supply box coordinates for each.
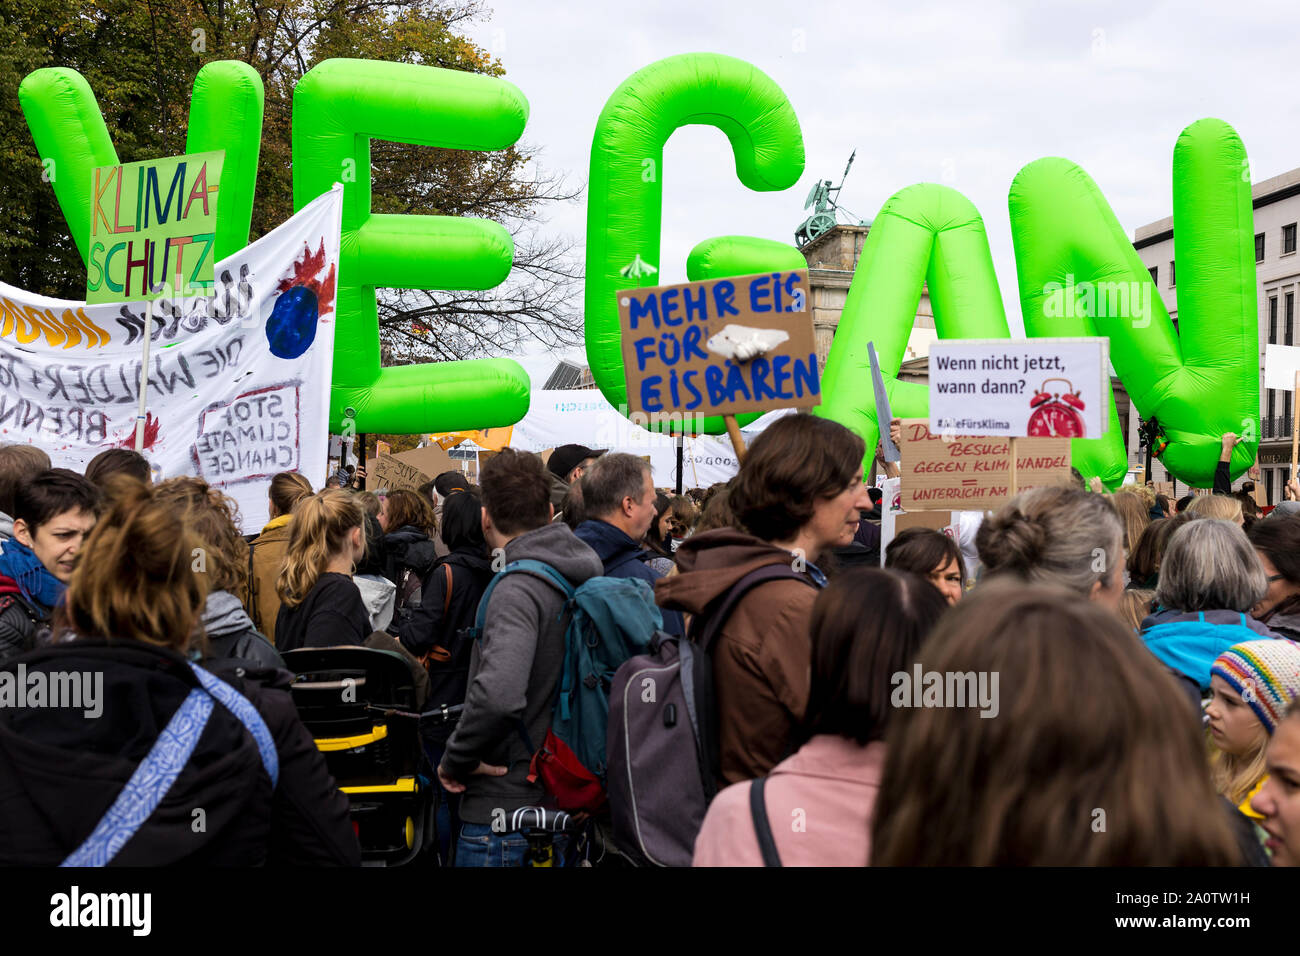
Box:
[547,444,606,512]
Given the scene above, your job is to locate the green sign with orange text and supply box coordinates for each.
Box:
[86,150,224,304]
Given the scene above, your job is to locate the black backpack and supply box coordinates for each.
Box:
[606,563,811,866]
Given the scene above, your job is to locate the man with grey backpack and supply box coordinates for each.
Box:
[606,414,870,865]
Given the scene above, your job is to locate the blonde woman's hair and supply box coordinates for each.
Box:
[1187,494,1243,523]
[1211,735,1270,807]
[64,476,206,652]
[1119,588,1155,633]
[276,489,366,609]
[153,476,249,596]
[268,471,313,518]
[1110,490,1151,555]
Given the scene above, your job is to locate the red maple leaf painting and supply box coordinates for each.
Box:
[111,412,161,451]
[277,239,337,317]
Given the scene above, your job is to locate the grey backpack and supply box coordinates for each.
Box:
[605,564,808,866]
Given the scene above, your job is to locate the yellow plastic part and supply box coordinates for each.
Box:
[314,724,388,751]
[339,776,419,795]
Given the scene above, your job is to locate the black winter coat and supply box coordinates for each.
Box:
[382,526,439,608]
[0,590,50,665]
[275,573,371,652]
[0,640,360,865]
[394,548,494,719]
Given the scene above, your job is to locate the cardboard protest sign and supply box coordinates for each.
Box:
[368,454,429,493]
[366,443,455,493]
[899,419,1072,511]
[618,270,818,417]
[929,338,1108,438]
[398,443,455,480]
[87,151,224,304]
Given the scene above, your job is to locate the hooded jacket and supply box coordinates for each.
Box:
[0,580,50,665]
[439,522,602,824]
[1255,594,1300,643]
[1141,607,1280,691]
[202,590,284,671]
[549,472,572,513]
[655,528,821,786]
[574,519,685,637]
[0,640,359,865]
[248,516,292,645]
[353,574,397,632]
[382,525,438,608]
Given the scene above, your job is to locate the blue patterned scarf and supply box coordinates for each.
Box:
[0,537,65,612]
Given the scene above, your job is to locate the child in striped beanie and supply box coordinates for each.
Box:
[1208,639,1300,823]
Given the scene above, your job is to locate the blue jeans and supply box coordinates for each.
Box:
[454,823,569,867]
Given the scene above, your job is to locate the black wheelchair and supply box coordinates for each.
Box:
[282,646,459,866]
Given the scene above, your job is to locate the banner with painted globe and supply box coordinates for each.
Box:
[0,185,343,533]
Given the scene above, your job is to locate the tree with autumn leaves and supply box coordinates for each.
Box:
[0,0,582,368]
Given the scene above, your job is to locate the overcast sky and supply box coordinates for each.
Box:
[460,0,1300,380]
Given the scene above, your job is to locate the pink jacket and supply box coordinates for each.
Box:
[692,735,885,867]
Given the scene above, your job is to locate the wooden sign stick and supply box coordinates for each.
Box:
[725,414,747,462]
[1292,370,1299,485]
[1009,436,1019,497]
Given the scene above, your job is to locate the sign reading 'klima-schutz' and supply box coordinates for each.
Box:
[86,150,224,304]
[928,337,1109,438]
[618,270,818,418]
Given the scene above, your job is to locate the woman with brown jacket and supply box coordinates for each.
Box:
[656,414,872,787]
[247,472,312,645]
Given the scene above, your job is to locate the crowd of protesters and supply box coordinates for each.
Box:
[2,418,1300,869]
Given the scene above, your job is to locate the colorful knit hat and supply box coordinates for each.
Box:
[1211,640,1300,734]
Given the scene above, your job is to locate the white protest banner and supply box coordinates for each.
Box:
[929,337,1108,438]
[1265,345,1300,391]
[878,476,902,567]
[0,185,343,533]
[509,390,741,488]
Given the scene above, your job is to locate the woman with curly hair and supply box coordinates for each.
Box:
[154,477,282,671]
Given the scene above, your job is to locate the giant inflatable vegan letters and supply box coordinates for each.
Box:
[18,54,1260,480]
[1010,118,1259,488]
[816,120,1258,488]
[292,59,530,432]
[21,58,532,435]
[20,62,264,267]
[585,53,807,434]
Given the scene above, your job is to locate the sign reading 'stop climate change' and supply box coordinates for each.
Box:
[86,151,224,304]
[618,270,818,418]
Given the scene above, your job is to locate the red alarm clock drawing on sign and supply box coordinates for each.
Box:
[1027,378,1086,438]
